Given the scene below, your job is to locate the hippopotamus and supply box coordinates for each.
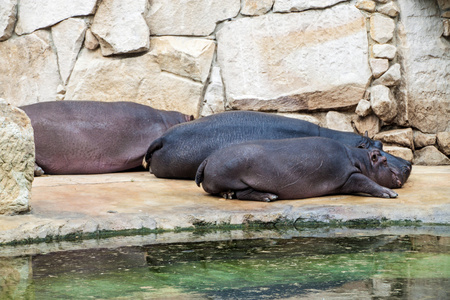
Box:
[143,111,411,185]
[20,101,193,175]
[195,137,401,201]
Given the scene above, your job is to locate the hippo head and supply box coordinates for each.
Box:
[368,149,403,189]
[358,132,412,187]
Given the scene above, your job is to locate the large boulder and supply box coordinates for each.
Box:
[149,36,216,84]
[273,0,348,12]
[413,146,450,165]
[0,100,34,215]
[0,0,17,41]
[51,18,88,84]
[15,0,97,35]
[146,0,240,36]
[91,0,149,56]
[0,30,63,106]
[370,85,398,122]
[216,4,371,112]
[396,0,450,133]
[65,36,216,117]
[373,128,414,149]
[436,132,450,156]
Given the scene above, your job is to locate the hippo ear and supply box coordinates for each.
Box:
[364,131,369,138]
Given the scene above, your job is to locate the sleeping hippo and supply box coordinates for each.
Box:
[195,137,401,201]
[143,111,411,185]
[21,101,193,175]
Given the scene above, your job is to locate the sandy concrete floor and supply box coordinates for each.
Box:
[0,166,449,246]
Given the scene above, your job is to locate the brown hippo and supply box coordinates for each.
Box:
[195,137,401,201]
[21,101,192,175]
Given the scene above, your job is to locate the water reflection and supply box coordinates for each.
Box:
[1,234,449,299]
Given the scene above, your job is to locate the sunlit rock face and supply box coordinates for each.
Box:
[396,0,450,133]
[0,30,63,106]
[216,4,371,112]
[14,0,98,35]
[0,100,34,215]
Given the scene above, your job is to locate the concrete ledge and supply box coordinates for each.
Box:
[0,166,449,246]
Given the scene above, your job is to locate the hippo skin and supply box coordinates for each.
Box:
[144,111,411,185]
[195,137,401,201]
[21,101,192,175]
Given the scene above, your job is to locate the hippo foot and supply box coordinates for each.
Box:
[221,191,235,199]
[34,163,45,177]
[381,188,398,198]
[235,189,279,202]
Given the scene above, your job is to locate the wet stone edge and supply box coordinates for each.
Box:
[2,217,445,247]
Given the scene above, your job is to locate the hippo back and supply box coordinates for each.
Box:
[21,100,190,174]
[145,111,379,179]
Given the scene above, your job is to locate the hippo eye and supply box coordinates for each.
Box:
[371,153,378,162]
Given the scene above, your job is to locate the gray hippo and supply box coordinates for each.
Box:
[143,111,411,185]
[195,137,401,201]
[21,101,193,175]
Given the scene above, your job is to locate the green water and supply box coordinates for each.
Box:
[1,234,449,299]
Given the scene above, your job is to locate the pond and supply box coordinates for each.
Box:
[1,231,449,299]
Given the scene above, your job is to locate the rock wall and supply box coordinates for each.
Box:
[0,99,34,215]
[0,0,449,165]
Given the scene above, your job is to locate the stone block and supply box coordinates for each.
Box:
[274,0,347,12]
[369,58,389,78]
[201,65,225,117]
[146,0,240,36]
[15,0,97,35]
[216,4,371,112]
[0,0,16,41]
[413,146,450,165]
[373,63,401,86]
[383,145,413,162]
[372,44,397,59]
[0,30,63,106]
[91,0,150,56]
[396,0,450,133]
[370,13,395,43]
[326,111,355,133]
[443,19,450,37]
[241,0,273,16]
[65,43,211,117]
[277,113,324,127]
[356,0,376,13]
[370,85,397,122]
[352,114,381,138]
[374,128,414,149]
[377,2,400,17]
[84,28,99,50]
[413,131,436,149]
[436,132,450,156]
[355,99,372,117]
[52,18,88,84]
[149,36,216,84]
[0,100,34,215]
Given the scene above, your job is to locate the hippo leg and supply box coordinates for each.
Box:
[34,163,45,177]
[340,173,398,198]
[235,188,279,202]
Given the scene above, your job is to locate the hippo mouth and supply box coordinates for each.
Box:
[389,166,404,188]
[394,164,412,187]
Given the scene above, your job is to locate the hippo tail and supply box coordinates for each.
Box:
[142,138,163,169]
[195,159,207,187]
